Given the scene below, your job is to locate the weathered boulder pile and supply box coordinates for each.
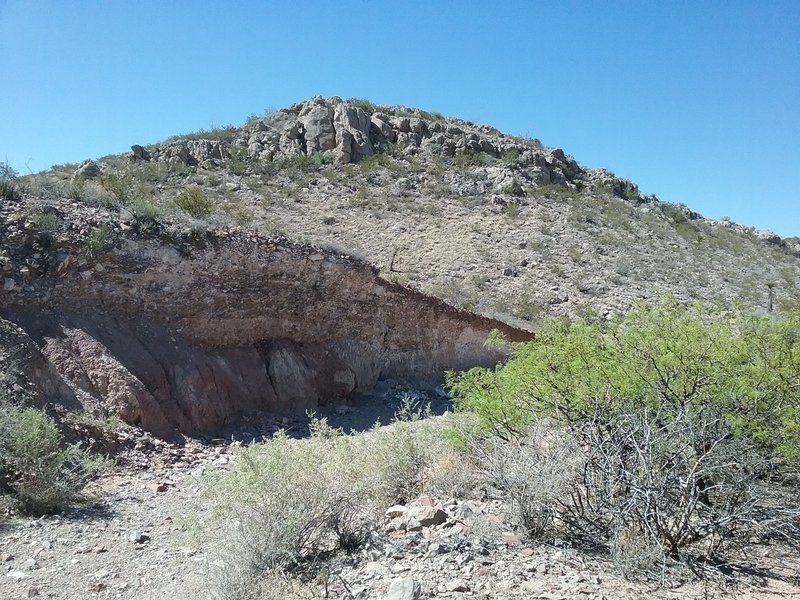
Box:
[136,96,648,204]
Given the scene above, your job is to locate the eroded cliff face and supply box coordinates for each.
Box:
[2,222,530,438]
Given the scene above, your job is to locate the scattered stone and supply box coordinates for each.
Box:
[383,577,421,600]
[149,482,168,493]
[502,533,522,546]
[390,563,411,574]
[445,578,470,592]
[385,505,407,519]
[128,531,150,544]
[406,505,447,527]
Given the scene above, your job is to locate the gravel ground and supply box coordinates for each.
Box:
[2,393,799,600]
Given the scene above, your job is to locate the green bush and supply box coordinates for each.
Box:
[129,199,162,232]
[0,179,19,201]
[0,160,18,182]
[359,151,392,170]
[280,152,334,173]
[447,300,800,576]
[0,160,19,200]
[83,225,109,256]
[345,98,376,113]
[168,125,238,143]
[98,171,134,203]
[175,187,214,218]
[448,300,800,458]
[0,396,103,515]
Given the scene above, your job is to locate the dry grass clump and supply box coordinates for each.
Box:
[175,187,214,218]
[198,408,449,599]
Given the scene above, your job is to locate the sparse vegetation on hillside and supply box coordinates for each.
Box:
[174,187,214,218]
[0,160,19,201]
[345,97,377,113]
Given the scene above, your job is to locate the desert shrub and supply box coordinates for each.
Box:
[72,180,118,208]
[0,179,19,201]
[359,151,392,170]
[199,411,445,596]
[535,183,573,200]
[449,300,800,458]
[225,146,249,175]
[448,300,800,578]
[464,423,581,539]
[360,398,446,504]
[128,199,162,232]
[501,148,520,164]
[280,152,334,173]
[211,569,317,600]
[30,210,62,247]
[98,171,134,203]
[175,187,214,218]
[0,160,18,181]
[453,149,491,169]
[660,202,693,224]
[345,98,376,113]
[169,125,238,143]
[0,161,19,200]
[83,225,109,256]
[0,395,104,515]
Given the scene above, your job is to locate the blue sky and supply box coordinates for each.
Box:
[2,1,798,235]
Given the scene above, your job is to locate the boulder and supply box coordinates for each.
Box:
[370,115,396,144]
[130,145,150,161]
[383,577,421,600]
[405,505,447,527]
[74,160,101,179]
[757,229,783,246]
[334,104,374,163]
[299,102,336,153]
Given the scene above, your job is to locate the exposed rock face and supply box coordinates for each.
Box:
[74,160,101,179]
[1,228,530,438]
[0,317,81,412]
[133,96,643,203]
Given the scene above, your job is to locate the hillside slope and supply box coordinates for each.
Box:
[19,96,799,327]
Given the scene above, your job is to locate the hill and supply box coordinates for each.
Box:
[16,95,800,327]
[2,96,800,599]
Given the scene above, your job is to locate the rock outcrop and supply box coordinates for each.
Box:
[0,196,530,437]
[132,96,646,204]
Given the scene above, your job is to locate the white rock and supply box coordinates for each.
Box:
[6,570,28,580]
[385,505,407,518]
[383,577,421,600]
